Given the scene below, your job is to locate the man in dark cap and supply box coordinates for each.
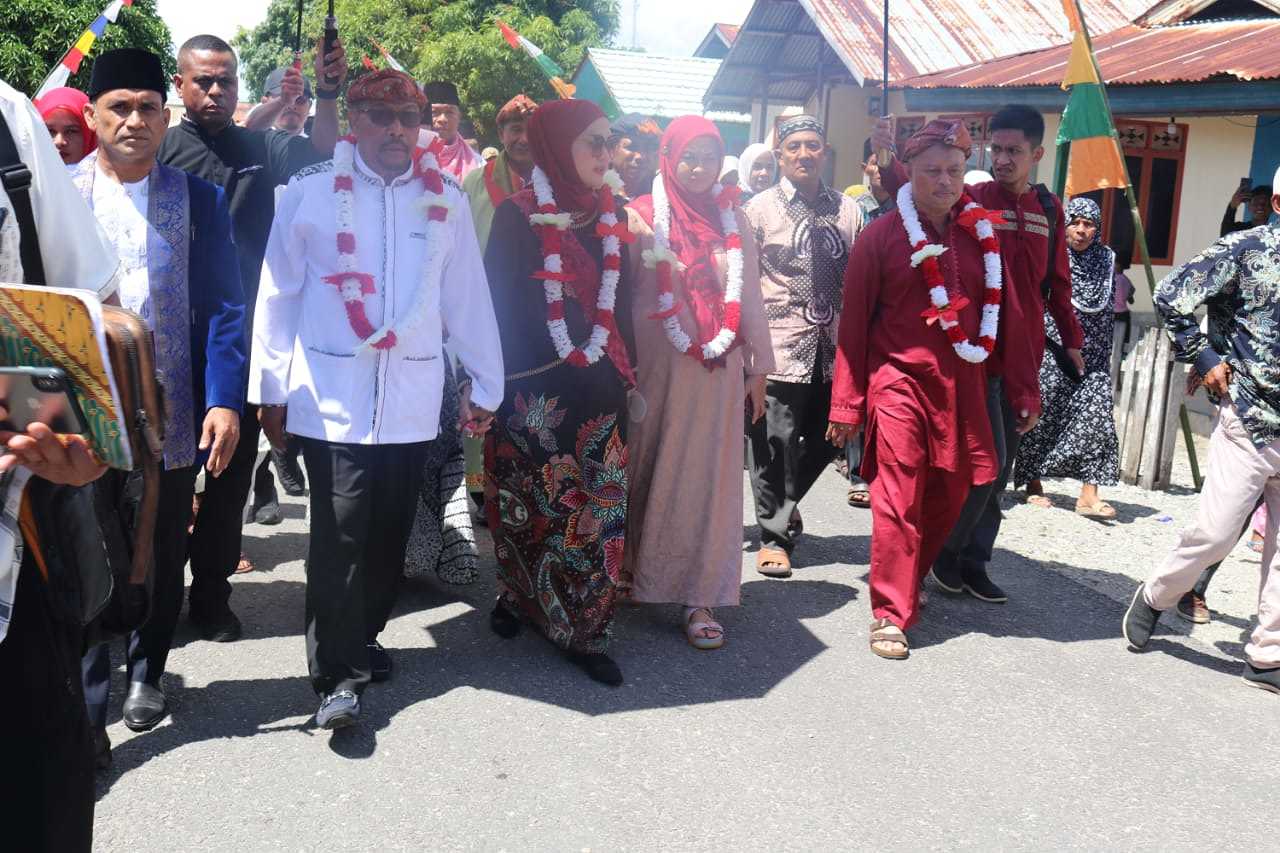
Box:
[73,48,246,749]
[827,119,1000,659]
[461,93,536,250]
[158,34,347,643]
[245,66,313,137]
[425,80,482,179]
[607,112,661,200]
[744,115,864,578]
[251,69,502,728]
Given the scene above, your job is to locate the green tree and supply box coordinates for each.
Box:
[232,1,619,143]
[0,0,174,98]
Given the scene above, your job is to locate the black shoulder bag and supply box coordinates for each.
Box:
[1036,184,1083,383]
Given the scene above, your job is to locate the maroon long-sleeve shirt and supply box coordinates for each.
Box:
[883,162,1083,416]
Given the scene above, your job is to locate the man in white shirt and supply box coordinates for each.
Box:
[251,69,503,729]
[72,48,246,744]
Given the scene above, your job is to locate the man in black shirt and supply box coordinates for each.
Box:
[1221,183,1274,237]
[158,34,347,640]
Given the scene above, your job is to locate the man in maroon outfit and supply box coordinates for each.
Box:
[873,105,1083,602]
[829,120,998,659]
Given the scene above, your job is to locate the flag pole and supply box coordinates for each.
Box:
[1066,0,1202,489]
[876,0,892,164]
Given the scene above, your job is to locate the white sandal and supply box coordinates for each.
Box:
[684,607,725,650]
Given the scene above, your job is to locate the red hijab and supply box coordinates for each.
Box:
[34,87,96,161]
[631,116,728,354]
[526,99,605,214]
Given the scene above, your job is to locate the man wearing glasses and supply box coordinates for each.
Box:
[246,66,313,137]
[250,69,502,728]
[158,35,347,642]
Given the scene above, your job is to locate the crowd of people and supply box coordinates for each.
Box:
[4,32,1280,851]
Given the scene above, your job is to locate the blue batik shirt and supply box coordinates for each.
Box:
[1155,223,1280,447]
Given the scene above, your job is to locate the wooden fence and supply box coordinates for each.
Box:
[1113,326,1187,490]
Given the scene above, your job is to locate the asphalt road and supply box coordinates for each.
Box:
[92,466,1278,851]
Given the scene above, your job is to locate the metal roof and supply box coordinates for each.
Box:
[900,20,1280,87]
[704,0,1153,109]
[1135,0,1280,25]
[576,49,751,123]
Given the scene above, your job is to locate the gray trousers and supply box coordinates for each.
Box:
[747,374,839,552]
[935,377,1020,572]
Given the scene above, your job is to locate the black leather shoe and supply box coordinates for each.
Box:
[190,607,243,643]
[1123,583,1162,650]
[122,682,167,732]
[929,558,965,595]
[368,641,392,683]
[566,651,624,686]
[961,564,1008,603]
[1242,661,1280,695]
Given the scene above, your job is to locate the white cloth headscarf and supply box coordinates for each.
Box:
[738,143,776,193]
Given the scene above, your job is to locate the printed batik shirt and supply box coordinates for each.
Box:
[745,177,864,383]
[1156,223,1280,447]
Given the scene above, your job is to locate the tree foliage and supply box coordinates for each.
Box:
[0,0,175,98]
[232,1,619,143]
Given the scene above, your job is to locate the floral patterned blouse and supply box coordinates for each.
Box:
[1156,223,1280,447]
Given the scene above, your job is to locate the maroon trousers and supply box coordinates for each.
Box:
[867,388,973,630]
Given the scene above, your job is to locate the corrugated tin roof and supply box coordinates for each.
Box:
[578,49,751,123]
[1136,0,1280,26]
[900,20,1280,87]
[704,0,1153,109]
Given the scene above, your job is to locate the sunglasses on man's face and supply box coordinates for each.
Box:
[578,134,608,157]
[362,107,422,128]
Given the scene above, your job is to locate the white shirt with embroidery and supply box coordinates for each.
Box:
[91,166,151,319]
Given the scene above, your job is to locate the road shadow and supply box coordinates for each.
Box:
[96,571,857,786]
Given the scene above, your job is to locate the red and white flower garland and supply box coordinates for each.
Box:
[896,182,1002,363]
[326,136,452,354]
[642,175,744,364]
[529,167,629,367]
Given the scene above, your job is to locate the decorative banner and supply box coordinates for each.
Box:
[34,0,135,99]
[1055,0,1128,196]
[496,19,577,101]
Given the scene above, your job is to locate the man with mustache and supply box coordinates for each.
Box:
[607,112,661,200]
[71,48,246,750]
[873,105,1084,604]
[250,70,503,729]
[158,34,347,641]
[744,116,864,578]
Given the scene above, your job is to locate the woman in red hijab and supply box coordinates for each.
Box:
[624,116,773,650]
[34,87,96,165]
[481,98,637,686]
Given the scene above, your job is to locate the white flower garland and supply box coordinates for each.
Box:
[642,174,745,363]
[328,137,452,354]
[896,182,1002,364]
[528,166,624,367]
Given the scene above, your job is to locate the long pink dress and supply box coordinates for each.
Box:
[624,207,774,608]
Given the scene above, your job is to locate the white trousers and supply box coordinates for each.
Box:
[1144,404,1280,667]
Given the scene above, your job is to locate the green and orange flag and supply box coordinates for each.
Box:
[1055,1,1128,196]
[496,19,577,101]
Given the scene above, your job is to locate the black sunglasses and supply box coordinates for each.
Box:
[361,106,422,128]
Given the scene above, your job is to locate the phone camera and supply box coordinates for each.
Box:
[32,375,64,393]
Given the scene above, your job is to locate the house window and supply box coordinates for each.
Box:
[1082,119,1188,267]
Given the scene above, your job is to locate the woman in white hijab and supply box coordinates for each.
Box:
[738,142,777,199]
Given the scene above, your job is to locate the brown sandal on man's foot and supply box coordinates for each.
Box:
[869,618,909,660]
[847,487,871,508]
[756,546,792,579]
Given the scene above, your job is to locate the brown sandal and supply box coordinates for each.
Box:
[1076,500,1117,519]
[847,487,871,508]
[756,546,792,578]
[869,618,909,660]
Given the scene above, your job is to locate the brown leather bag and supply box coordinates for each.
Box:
[89,305,166,638]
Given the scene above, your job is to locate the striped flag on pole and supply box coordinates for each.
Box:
[1054,0,1128,196]
[496,19,576,100]
[368,38,407,74]
[35,0,135,99]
